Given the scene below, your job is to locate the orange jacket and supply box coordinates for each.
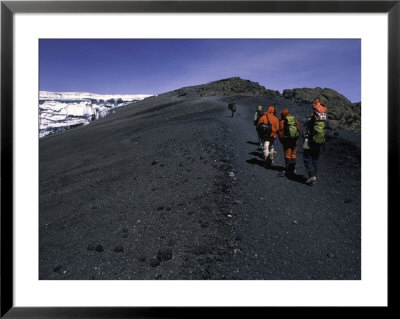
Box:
[278,109,301,141]
[257,106,279,138]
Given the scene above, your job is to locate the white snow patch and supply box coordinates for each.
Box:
[39,91,153,138]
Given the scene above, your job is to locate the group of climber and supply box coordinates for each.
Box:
[253,98,328,186]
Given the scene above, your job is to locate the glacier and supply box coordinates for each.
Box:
[39,91,153,138]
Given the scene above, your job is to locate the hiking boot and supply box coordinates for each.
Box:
[285,163,296,178]
[285,171,294,179]
[305,176,317,185]
[265,158,273,167]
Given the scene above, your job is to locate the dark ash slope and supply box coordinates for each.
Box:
[39,78,361,280]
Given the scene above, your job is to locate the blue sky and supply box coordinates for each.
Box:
[39,39,361,102]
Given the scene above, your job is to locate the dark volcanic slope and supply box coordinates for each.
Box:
[39,82,361,280]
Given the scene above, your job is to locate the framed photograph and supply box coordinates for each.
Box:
[1,0,395,317]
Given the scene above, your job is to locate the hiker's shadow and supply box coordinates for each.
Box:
[246,157,285,172]
[246,157,308,184]
[246,141,259,146]
[249,151,263,158]
[287,172,308,184]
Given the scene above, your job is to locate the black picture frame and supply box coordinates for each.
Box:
[1,0,396,317]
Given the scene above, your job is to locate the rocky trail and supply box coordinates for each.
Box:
[39,81,361,280]
[217,100,361,279]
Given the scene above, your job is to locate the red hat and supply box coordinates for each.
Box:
[280,109,290,119]
[313,99,327,120]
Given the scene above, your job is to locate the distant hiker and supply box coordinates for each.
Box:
[257,106,279,165]
[278,108,301,178]
[254,105,264,145]
[303,98,328,185]
[228,102,236,117]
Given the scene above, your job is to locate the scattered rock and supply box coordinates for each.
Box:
[95,244,104,252]
[201,221,209,228]
[150,257,160,267]
[167,238,177,246]
[293,220,298,225]
[344,198,352,203]
[157,247,173,261]
[87,244,95,251]
[193,245,208,256]
[327,252,336,258]
[53,265,62,272]
[228,172,235,177]
[157,206,164,210]
[114,245,124,253]
[137,255,146,262]
[217,248,229,256]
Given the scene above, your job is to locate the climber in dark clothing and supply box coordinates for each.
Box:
[303,98,328,185]
[254,105,264,145]
[228,102,236,117]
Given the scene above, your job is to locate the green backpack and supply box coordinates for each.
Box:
[284,116,300,139]
[312,120,326,144]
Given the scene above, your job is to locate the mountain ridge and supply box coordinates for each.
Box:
[39,83,361,280]
[169,77,360,131]
[39,77,360,138]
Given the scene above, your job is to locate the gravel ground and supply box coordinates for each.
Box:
[39,92,361,280]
